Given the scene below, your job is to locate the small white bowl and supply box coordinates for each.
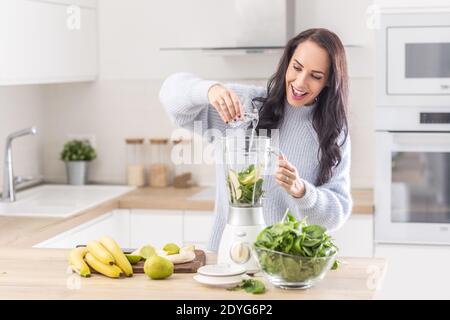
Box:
[193,274,244,288]
[197,264,246,277]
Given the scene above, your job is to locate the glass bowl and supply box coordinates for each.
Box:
[253,246,337,289]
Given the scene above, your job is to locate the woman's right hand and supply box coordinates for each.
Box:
[207,84,243,123]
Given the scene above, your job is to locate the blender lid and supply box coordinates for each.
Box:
[197,264,246,277]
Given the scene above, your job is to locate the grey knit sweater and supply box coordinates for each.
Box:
[159,72,352,252]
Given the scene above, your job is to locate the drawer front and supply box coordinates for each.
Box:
[183,211,214,243]
[130,209,183,249]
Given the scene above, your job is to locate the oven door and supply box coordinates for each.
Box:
[375,131,450,244]
[387,26,450,95]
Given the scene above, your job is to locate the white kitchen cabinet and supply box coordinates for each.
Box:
[296,0,373,47]
[34,209,374,256]
[330,214,374,257]
[159,0,293,49]
[183,210,214,249]
[34,209,213,250]
[0,0,98,85]
[34,209,131,249]
[129,209,184,249]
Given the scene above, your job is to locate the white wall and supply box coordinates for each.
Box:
[0,85,46,193]
[41,0,375,188]
[41,80,179,184]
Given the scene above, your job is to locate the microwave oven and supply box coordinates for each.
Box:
[376,12,450,107]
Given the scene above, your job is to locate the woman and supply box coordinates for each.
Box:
[159,28,352,252]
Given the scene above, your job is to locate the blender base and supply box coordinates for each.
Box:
[217,206,266,273]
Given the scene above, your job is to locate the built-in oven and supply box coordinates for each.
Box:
[375,129,450,244]
[375,9,450,244]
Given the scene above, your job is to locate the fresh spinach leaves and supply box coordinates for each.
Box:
[254,210,339,282]
[227,164,264,205]
[228,279,266,294]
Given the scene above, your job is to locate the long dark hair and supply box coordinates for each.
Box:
[254,28,349,186]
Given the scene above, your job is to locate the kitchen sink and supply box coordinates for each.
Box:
[0,184,135,218]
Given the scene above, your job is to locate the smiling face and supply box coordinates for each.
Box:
[285,40,330,107]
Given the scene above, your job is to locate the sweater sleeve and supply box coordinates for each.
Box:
[289,133,353,232]
[159,72,266,135]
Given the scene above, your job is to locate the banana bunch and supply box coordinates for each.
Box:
[68,236,133,278]
[68,247,91,277]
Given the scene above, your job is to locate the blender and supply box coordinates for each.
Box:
[217,134,279,273]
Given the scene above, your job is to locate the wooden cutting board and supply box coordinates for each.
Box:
[131,250,206,274]
[77,245,206,274]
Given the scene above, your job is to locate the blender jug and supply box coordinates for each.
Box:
[218,135,281,272]
[223,136,272,207]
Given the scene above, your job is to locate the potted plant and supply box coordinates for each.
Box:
[60,139,97,185]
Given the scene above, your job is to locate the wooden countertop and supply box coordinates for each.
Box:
[0,248,386,300]
[0,186,373,248]
[351,188,374,214]
[118,186,215,211]
[118,187,374,214]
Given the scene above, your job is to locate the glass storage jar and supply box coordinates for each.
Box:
[148,138,170,187]
[171,138,193,188]
[125,138,145,187]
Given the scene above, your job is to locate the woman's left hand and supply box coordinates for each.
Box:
[275,155,306,198]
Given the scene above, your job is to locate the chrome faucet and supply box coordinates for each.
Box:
[2,126,38,202]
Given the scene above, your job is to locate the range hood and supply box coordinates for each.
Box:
[160,46,286,55]
[159,0,295,54]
